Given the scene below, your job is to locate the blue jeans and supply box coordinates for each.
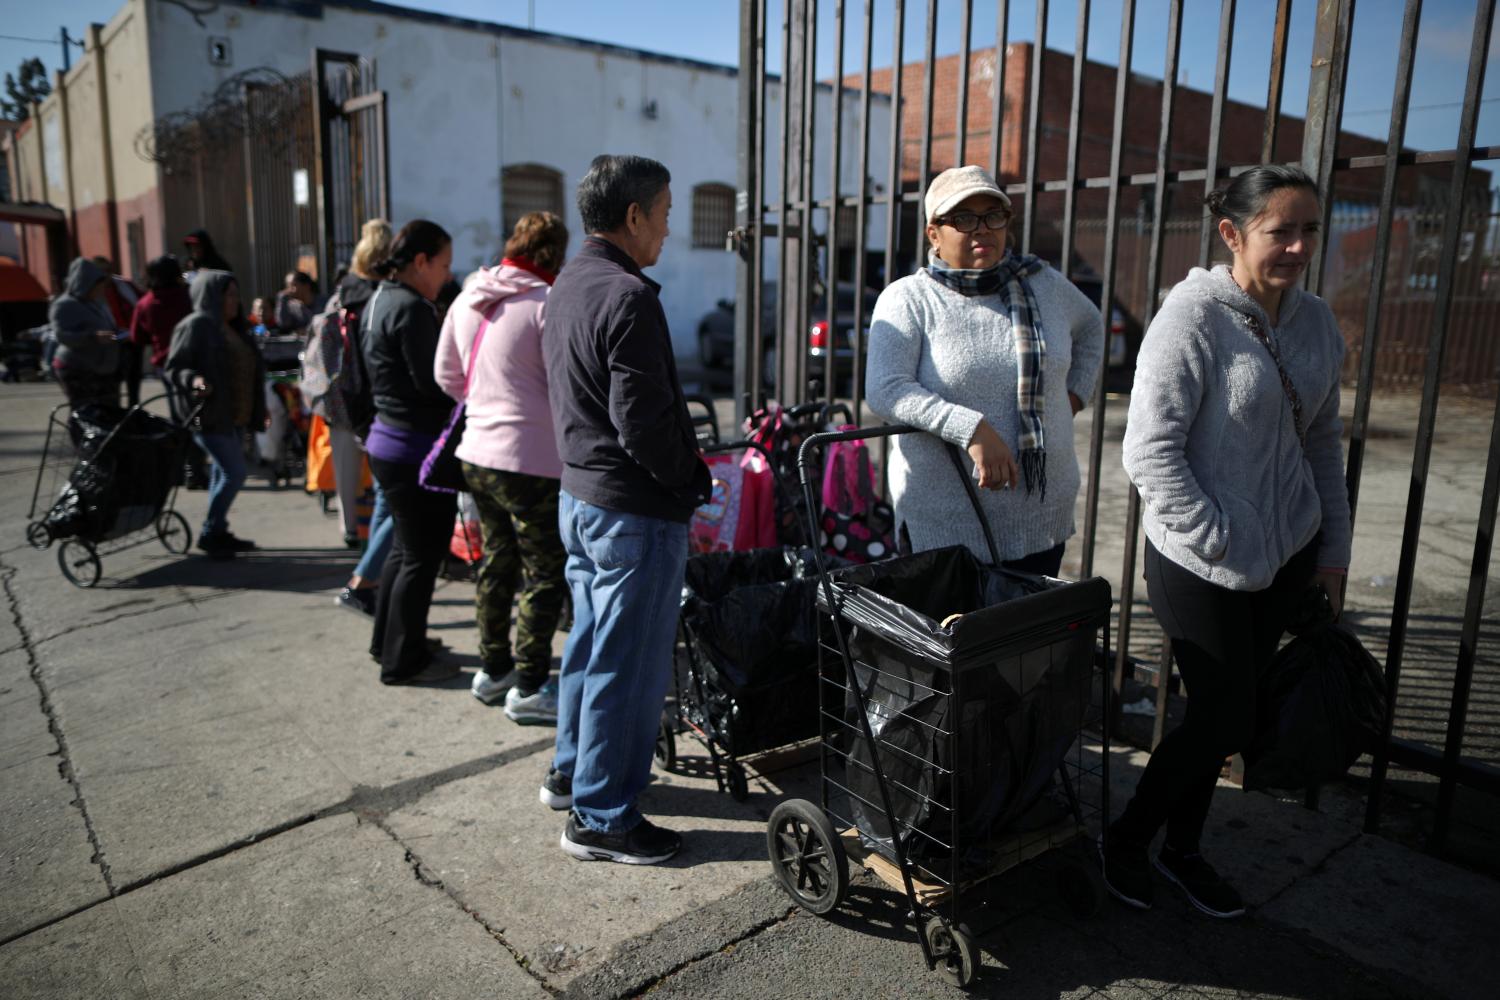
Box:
[553,491,689,833]
[193,430,248,537]
[354,479,393,579]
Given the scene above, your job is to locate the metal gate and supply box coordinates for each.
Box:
[313,50,390,282]
[732,0,1499,854]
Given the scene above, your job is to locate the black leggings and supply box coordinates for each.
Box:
[369,456,458,682]
[1111,536,1317,852]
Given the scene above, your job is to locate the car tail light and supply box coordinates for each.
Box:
[810,321,829,349]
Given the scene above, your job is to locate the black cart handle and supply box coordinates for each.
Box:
[700,437,795,505]
[794,424,1003,574]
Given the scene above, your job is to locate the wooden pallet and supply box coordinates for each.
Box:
[840,817,1081,907]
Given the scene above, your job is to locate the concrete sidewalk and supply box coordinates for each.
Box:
[1,381,1494,999]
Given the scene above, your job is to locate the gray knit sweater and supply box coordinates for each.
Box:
[866,266,1105,562]
[1122,266,1352,591]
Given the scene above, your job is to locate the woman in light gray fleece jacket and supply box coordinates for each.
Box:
[867,165,1104,573]
[1104,165,1352,920]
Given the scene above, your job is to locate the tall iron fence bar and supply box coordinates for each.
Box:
[988,0,1009,181]
[824,0,846,405]
[1058,0,1090,277]
[240,85,261,302]
[1303,0,1354,298]
[1345,0,1422,533]
[1019,0,1046,254]
[1195,0,1235,267]
[750,0,769,416]
[797,0,817,403]
[1261,0,1292,164]
[775,0,793,411]
[734,0,762,421]
[954,0,973,166]
[1365,0,1496,835]
[1078,0,1135,584]
[849,0,876,423]
[1143,0,1184,750]
[1434,384,1500,848]
[881,0,906,359]
[914,0,939,273]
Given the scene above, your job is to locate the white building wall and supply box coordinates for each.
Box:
[142,0,890,356]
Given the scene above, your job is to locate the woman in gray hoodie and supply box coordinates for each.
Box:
[1105,165,1352,919]
[50,257,122,408]
[166,270,267,558]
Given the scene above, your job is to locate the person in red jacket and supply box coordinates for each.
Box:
[130,255,205,486]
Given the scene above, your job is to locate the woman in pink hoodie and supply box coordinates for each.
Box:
[435,212,570,724]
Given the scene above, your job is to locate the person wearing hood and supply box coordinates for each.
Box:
[132,255,207,488]
[182,229,234,279]
[1105,165,1352,920]
[165,270,267,558]
[866,165,1105,574]
[50,257,123,409]
[435,211,569,723]
[361,219,457,685]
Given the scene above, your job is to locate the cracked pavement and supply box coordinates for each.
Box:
[1,381,1496,998]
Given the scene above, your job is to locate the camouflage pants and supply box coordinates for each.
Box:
[461,462,567,689]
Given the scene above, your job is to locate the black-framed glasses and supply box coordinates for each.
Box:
[937,210,1011,233]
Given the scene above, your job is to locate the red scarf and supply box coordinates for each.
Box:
[501,256,556,286]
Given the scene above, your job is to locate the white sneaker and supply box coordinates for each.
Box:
[504,680,559,725]
[471,668,518,705]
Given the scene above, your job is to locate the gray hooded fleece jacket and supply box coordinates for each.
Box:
[50,257,119,376]
[1122,265,1352,591]
[165,270,266,434]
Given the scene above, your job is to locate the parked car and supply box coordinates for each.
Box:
[696,281,880,394]
[1069,273,1143,392]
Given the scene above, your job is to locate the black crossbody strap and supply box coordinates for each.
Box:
[1245,315,1306,448]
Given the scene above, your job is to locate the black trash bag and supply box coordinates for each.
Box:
[44,405,187,542]
[821,546,1110,862]
[679,547,832,756]
[1243,624,1388,792]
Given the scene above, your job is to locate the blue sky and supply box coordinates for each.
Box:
[5,0,1496,155]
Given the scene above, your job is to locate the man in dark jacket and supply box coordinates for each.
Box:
[542,154,710,865]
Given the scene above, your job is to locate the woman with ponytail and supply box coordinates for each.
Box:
[359,219,457,684]
[865,165,1105,575]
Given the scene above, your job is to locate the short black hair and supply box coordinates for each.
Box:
[576,155,671,234]
[1206,164,1319,232]
[381,219,452,275]
[145,254,182,291]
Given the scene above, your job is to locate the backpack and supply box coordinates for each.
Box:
[818,433,895,563]
[338,304,376,438]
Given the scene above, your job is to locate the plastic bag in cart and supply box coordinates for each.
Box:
[818,546,1110,861]
[680,547,831,756]
[45,405,186,542]
[1242,624,1388,792]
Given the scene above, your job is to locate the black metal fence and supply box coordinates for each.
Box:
[730,0,1499,852]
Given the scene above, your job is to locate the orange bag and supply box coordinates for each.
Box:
[304,414,337,493]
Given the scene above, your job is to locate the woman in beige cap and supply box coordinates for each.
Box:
[865,164,1104,574]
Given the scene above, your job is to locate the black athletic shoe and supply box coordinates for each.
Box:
[560,812,681,865]
[539,768,572,810]
[336,587,376,618]
[1154,848,1246,918]
[1098,833,1154,910]
[196,534,236,560]
[220,532,257,552]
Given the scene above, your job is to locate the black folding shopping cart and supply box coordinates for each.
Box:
[26,394,201,587]
[764,425,1114,989]
[658,437,828,800]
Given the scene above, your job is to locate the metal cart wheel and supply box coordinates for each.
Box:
[654,720,677,772]
[766,799,848,915]
[726,762,750,802]
[156,511,192,554]
[1056,859,1105,919]
[923,916,979,989]
[26,522,51,550]
[58,540,102,589]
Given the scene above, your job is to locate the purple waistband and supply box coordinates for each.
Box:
[364,418,438,465]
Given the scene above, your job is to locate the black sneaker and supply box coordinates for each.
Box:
[1154,848,1246,918]
[1098,834,1154,910]
[560,812,681,865]
[336,587,376,618]
[539,768,572,810]
[220,532,257,552]
[196,534,236,560]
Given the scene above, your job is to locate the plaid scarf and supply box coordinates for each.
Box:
[927,250,1049,498]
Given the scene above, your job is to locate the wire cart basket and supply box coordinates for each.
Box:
[765,425,1115,989]
[26,393,201,588]
[658,437,823,801]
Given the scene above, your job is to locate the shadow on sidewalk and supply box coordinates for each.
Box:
[117,546,356,594]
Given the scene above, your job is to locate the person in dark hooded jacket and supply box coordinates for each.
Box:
[166,270,267,558]
[50,257,122,409]
[182,229,234,278]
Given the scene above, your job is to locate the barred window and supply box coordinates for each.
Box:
[692,182,735,249]
[502,164,565,236]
